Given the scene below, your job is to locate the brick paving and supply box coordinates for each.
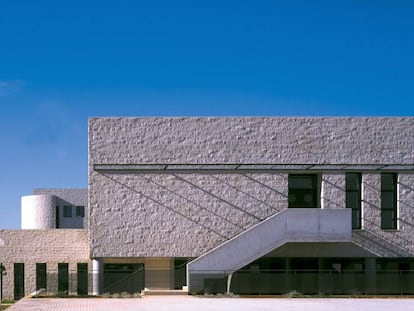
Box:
[5,296,414,311]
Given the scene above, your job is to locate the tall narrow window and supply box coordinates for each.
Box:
[36,263,47,290]
[288,174,318,208]
[58,263,69,294]
[381,173,397,229]
[56,206,60,228]
[14,263,25,300]
[346,173,362,229]
[77,263,88,295]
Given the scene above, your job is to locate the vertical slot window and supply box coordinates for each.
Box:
[14,263,25,300]
[36,263,47,291]
[58,263,69,294]
[381,173,397,229]
[346,173,362,229]
[77,263,88,295]
[56,206,60,228]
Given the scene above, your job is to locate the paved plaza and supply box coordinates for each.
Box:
[4,296,414,311]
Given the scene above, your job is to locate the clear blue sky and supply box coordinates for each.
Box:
[0,0,413,228]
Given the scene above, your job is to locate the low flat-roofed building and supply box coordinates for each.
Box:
[1,117,414,299]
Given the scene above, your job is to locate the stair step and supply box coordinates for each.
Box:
[141,289,188,296]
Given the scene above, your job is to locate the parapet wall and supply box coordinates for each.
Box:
[89,117,414,165]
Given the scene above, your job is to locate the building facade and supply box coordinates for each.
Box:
[1,117,414,299]
[1,189,88,300]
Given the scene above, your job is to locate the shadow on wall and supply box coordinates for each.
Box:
[353,227,414,257]
[97,171,287,241]
[353,179,414,257]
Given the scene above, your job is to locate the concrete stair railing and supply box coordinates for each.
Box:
[187,208,352,294]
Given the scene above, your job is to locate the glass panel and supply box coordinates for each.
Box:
[381,192,395,210]
[288,175,315,189]
[381,173,396,191]
[346,173,361,191]
[36,263,47,290]
[77,263,88,295]
[346,173,361,229]
[381,210,395,229]
[76,206,85,218]
[58,263,69,293]
[381,173,397,229]
[63,206,72,218]
[56,206,60,228]
[14,263,25,300]
[104,263,144,293]
[288,175,318,208]
[352,210,361,229]
[289,190,316,207]
[346,192,359,209]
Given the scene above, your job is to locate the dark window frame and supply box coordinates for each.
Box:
[381,173,398,230]
[36,263,47,291]
[58,263,69,294]
[14,263,25,300]
[346,173,362,229]
[56,206,60,228]
[288,174,319,208]
[76,206,85,218]
[77,263,88,295]
[63,206,72,218]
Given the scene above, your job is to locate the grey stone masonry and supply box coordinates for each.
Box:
[89,117,414,165]
[352,173,414,257]
[321,173,345,209]
[88,117,414,259]
[89,172,288,257]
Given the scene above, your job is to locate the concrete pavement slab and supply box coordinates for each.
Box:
[5,296,414,311]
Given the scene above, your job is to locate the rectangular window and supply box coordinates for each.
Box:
[288,174,318,208]
[77,263,88,295]
[63,206,72,218]
[346,173,362,229]
[381,173,398,229]
[36,263,47,290]
[58,263,69,294]
[76,206,85,218]
[14,263,25,300]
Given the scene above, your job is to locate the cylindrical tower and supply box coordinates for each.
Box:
[21,195,56,229]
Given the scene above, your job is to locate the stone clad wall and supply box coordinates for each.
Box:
[321,173,345,209]
[88,117,414,258]
[0,230,89,299]
[89,172,288,257]
[353,173,414,257]
[89,117,414,165]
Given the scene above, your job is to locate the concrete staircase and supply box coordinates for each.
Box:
[187,208,352,293]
